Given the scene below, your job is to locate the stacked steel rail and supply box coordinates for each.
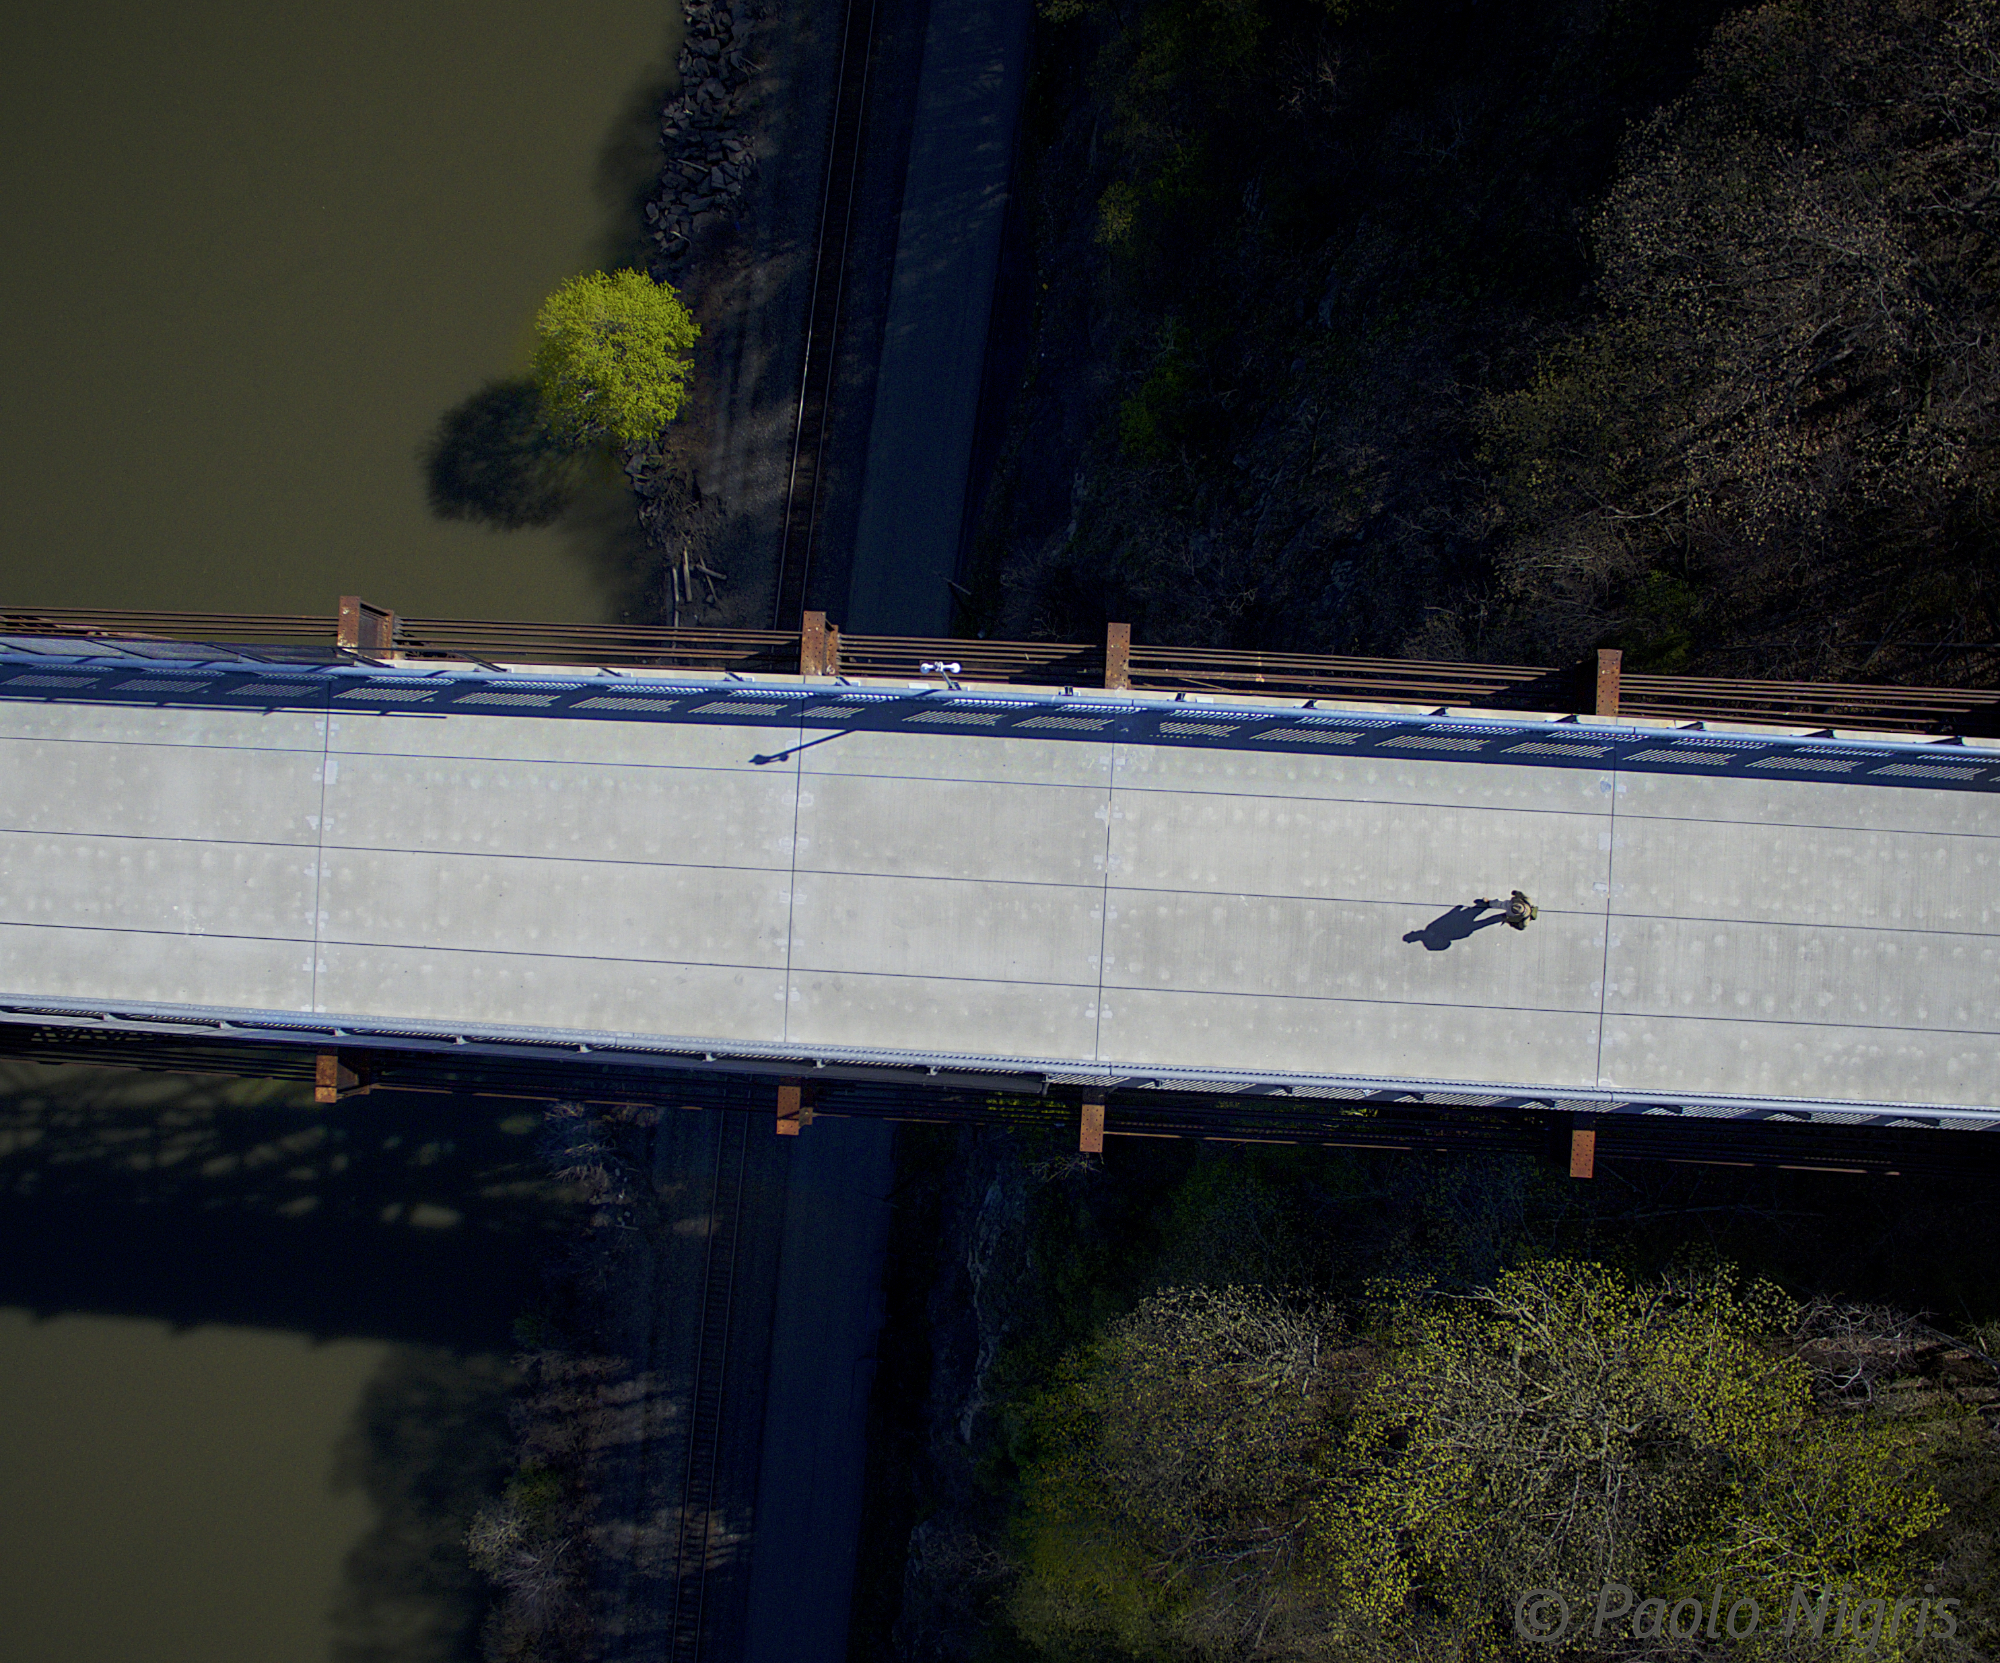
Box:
[4,604,1996,733]
[386,618,797,674]
[0,606,330,645]
[1123,642,1567,707]
[1617,671,1996,732]
[833,632,1107,685]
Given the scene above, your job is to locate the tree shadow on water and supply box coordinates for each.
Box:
[422,379,579,531]
[420,376,677,624]
[330,1344,518,1663]
[593,70,681,277]
[562,450,674,623]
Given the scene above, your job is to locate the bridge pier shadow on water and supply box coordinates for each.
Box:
[0,1062,583,1663]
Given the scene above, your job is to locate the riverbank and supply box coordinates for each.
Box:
[622,0,973,633]
[621,0,842,629]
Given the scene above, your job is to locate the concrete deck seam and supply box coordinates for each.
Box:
[310,845,801,875]
[1591,1008,2000,1039]
[0,921,316,947]
[294,845,1096,886]
[0,735,325,756]
[798,768,1123,792]
[1101,785,1615,816]
[1614,808,2000,841]
[1093,743,1118,1066]
[1591,913,2000,941]
[0,828,323,851]
[1107,885,1616,911]
[312,712,332,1014]
[1084,985,1608,1017]
[782,715,807,1045]
[314,940,784,971]
[1595,768,1619,1087]
[324,750,823,776]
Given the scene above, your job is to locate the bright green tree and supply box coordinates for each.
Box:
[531,270,699,447]
[1315,1262,1950,1657]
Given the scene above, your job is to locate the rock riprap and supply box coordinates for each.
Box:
[649,0,764,267]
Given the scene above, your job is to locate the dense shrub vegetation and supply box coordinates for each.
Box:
[1012,1263,1958,1659]
[971,0,2000,685]
[1483,0,2000,672]
[900,1139,2000,1663]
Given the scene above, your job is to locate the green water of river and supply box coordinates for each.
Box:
[1,0,680,621]
[0,1313,389,1662]
[0,3,680,1653]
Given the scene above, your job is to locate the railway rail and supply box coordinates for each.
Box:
[665,1108,753,1663]
[770,0,883,628]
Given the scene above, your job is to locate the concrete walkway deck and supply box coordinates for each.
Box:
[2,651,1996,1119]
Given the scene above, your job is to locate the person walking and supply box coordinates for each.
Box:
[1474,891,1539,930]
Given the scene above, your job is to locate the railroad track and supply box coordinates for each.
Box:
[665,1109,754,1662]
[770,0,883,627]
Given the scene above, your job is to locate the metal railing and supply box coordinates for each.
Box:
[1125,643,1567,707]
[1616,671,1996,731]
[1,1020,1990,1173]
[4,602,1996,734]
[834,633,1107,685]
[390,618,797,673]
[0,605,330,644]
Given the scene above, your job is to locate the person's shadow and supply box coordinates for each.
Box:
[1404,901,1509,952]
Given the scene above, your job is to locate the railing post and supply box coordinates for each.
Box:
[1105,622,1131,691]
[776,1081,814,1135]
[314,1052,370,1104]
[337,596,398,655]
[1593,648,1622,718]
[800,611,841,676]
[1079,1101,1105,1153]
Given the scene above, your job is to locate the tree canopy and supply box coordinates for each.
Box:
[1479,0,2000,671]
[1011,1285,1347,1658]
[1004,1261,1960,1661]
[531,270,699,447]
[1318,1262,1947,1656]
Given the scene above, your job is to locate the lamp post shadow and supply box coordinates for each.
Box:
[1404,902,1510,952]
